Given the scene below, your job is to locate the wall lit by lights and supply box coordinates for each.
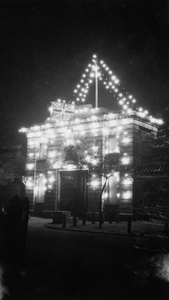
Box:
[21,107,159,212]
[20,54,162,213]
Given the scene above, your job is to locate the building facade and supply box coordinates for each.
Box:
[20,103,161,219]
[134,125,169,210]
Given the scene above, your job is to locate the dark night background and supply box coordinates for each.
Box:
[0,0,169,146]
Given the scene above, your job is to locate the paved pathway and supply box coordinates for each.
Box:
[1,217,169,300]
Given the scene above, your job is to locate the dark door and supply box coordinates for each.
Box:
[60,170,88,218]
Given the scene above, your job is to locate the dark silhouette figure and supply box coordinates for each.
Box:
[1,196,30,263]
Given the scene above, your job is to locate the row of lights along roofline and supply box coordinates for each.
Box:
[20,110,161,134]
[49,100,162,125]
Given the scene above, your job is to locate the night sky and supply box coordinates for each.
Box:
[0,0,169,146]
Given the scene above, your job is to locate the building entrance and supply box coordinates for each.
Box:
[60,170,88,218]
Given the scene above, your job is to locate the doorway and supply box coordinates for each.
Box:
[60,170,88,218]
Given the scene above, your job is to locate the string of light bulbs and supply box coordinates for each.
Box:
[73,54,150,116]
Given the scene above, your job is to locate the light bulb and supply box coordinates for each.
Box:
[114,79,119,84]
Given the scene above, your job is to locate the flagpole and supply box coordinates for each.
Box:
[94,56,98,108]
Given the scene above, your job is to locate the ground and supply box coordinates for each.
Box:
[1,217,169,300]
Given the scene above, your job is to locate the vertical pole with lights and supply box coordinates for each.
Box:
[93,54,99,108]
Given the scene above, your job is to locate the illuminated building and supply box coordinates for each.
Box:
[20,103,160,218]
[20,55,163,218]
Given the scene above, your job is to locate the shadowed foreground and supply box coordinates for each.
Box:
[1,217,169,300]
